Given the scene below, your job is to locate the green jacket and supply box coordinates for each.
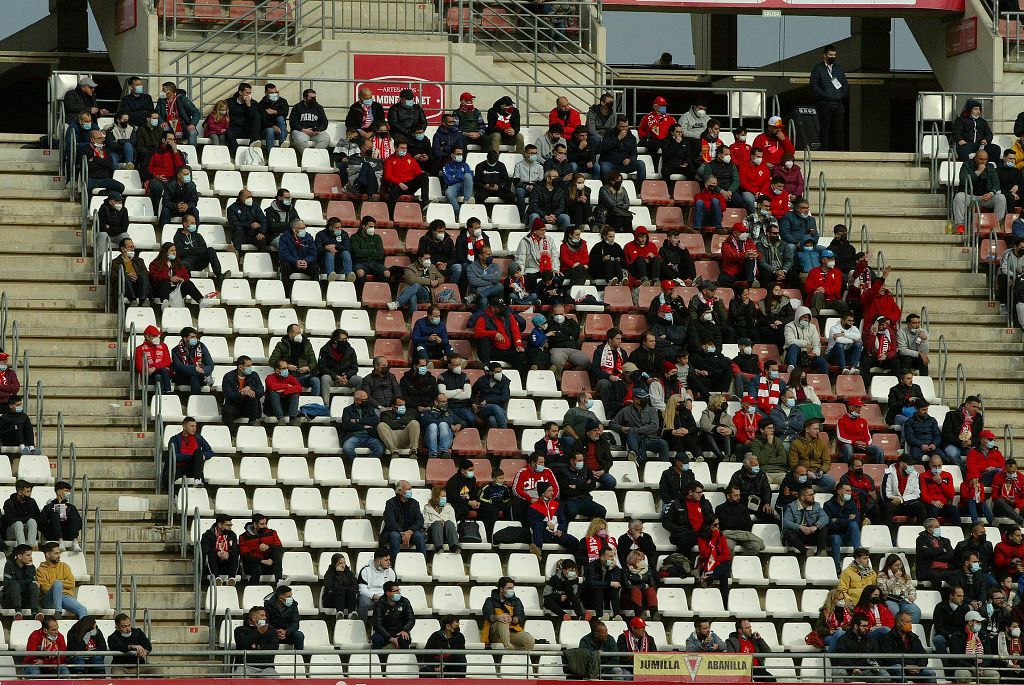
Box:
[268,337,317,373]
[351,230,384,262]
[750,436,789,474]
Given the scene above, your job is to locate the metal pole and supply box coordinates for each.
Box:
[93,506,101,583]
[115,541,124,614]
[34,381,43,451]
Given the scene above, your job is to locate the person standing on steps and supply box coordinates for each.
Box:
[809,44,848,151]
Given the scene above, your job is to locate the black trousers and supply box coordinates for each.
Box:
[153,278,204,303]
[223,396,262,424]
[817,100,846,151]
[280,260,320,296]
[782,526,827,554]
[182,251,224,279]
[382,173,429,212]
[583,587,621,617]
[242,546,284,584]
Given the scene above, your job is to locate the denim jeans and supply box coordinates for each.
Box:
[738,191,756,214]
[828,342,863,368]
[445,263,463,286]
[397,284,431,313]
[885,599,922,624]
[425,421,454,455]
[23,665,71,676]
[324,249,354,277]
[263,116,287,148]
[694,198,722,229]
[626,432,670,465]
[42,581,89,618]
[445,174,474,214]
[809,473,836,492]
[596,472,617,489]
[342,433,385,461]
[479,404,508,428]
[110,140,136,166]
[600,159,647,182]
[386,530,426,561]
[784,344,829,373]
[829,520,861,571]
[942,444,966,468]
[839,443,884,463]
[266,391,299,419]
[824,629,845,652]
[451,405,476,427]
[965,499,994,524]
[295,372,321,397]
[158,204,199,228]
[473,283,504,311]
[527,212,571,229]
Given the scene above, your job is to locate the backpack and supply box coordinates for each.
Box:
[457,520,483,543]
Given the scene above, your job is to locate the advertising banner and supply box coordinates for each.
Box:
[353,55,447,122]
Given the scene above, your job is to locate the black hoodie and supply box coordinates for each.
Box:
[487,96,521,135]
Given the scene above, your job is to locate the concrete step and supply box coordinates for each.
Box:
[812,165,929,181]
[1,269,95,283]
[14,338,117,359]
[0,226,84,245]
[0,255,93,272]
[806,178,933,192]
[812,152,918,163]
[821,204,947,218]
[931,326,1022,343]
[868,232,963,244]
[818,190,946,208]
[7,309,117,330]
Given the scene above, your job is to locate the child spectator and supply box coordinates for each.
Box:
[204,100,230,145]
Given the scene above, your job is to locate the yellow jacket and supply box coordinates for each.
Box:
[837,564,876,605]
[1013,139,1024,169]
[787,435,831,472]
[36,561,75,596]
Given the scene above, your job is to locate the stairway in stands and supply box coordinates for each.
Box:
[808,151,1022,437]
[0,134,210,667]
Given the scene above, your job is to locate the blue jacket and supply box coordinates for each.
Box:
[779,212,819,245]
[167,431,214,464]
[340,402,380,437]
[823,496,859,534]
[410,318,451,353]
[769,404,805,441]
[170,341,215,379]
[222,369,265,402]
[795,245,823,273]
[902,413,941,454]
[227,200,268,242]
[782,501,829,531]
[314,226,352,263]
[471,375,510,408]
[279,231,318,267]
[440,159,473,187]
[418,405,462,429]
[810,61,848,102]
[528,327,547,350]
[382,495,423,534]
[432,125,466,159]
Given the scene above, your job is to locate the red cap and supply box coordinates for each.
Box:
[459,92,475,101]
[732,222,746,232]
[143,325,161,338]
[0,353,8,361]
[652,96,667,107]
[847,397,864,408]
[741,395,756,404]
[979,429,997,439]
[660,279,675,291]
[629,617,646,630]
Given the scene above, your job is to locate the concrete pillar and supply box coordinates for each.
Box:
[850,17,891,72]
[52,0,90,52]
[692,14,737,72]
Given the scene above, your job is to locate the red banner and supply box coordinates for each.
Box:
[604,0,963,10]
[353,54,447,123]
[946,16,978,56]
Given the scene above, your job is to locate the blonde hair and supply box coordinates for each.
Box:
[429,485,445,509]
[663,394,689,431]
[567,172,587,202]
[821,587,845,615]
[626,550,647,566]
[708,394,727,412]
[586,518,608,538]
[211,100,230,122]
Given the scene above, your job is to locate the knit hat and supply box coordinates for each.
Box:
[531,217,546,231]
[532,314,547,327]
[537,482,552,496]
[584,418,600,432]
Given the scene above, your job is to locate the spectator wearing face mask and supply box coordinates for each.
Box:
[315,216,354,282]
[382,140,429,213]
[158,165,199,229]
[637,96,677,160]
[991,460,1024,525]
[256,83,289,150]
[776,152,805,196]
[804,250,850,318]
[779,197,818,246]
[679,101,709,152]
[693,175,727,231]
[174,215,226,282]
[767,177,793,219]
[862,315,900,380]
[920,454,959,523]
[418,220,459,286]
[0,394,36,454]
[903,399,942,462]
[407,125,437,175]
[289,88,330,152]
[318,328,362,405]
[83,129,125,195]
[700,145,740,208]
[147,133,186,208]
[697,119,722,165]
[279,220,319,295]
[134,110,167,173]
[783,306,827,374]
[104,114,136,169]
[134,325,171,393]
[390,252,443,319]
[719,223,760,287]
[117,77,155,127]
[837,397,884,464]
[204,99,231,145]
[439,146,473,215]
[264,585,305,652]
[110,237,150,306]
[226,189,269,253]
[567,127,597,179]
[474,150,515,204]
[98,192,130,239]
[883,459,927,527]
[738,149,772,214]
[170,327,214,396]
[896,313,930,375]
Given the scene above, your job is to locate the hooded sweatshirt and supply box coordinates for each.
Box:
[952,99,994,146]
[783,306,820,355]
[487,96,520,135]
[624,227,659,264]
[679,106,709,140]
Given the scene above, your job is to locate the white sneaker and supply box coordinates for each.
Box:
[199,298,215,308]
[386,301,399,311]
[72,541,82,552]
[328,272,338,282]
[999,303,1008,317]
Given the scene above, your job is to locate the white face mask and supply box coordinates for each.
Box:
[784,160,794,169]
[722,155,731,164]
[124,250,135,259]
[752,157,763,166]
[243,197,253,206]
[366,226,375,235]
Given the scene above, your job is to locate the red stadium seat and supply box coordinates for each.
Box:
[157,0,189,17]
[449,339,474,363]
[373,339,406,366]
[384,255,411,270]
[979,213,999,233]
[426,458,458,485]
[394,202,427,229]
[710,234,728,256]
[360,201,392,228]
[641,181,671,205]
[821,403,846,428]
[861,403,886,431]
[715,288,734,308]
[453,428,484,456]
[752,344,780,364]
[315,175,346,200]
[636,286,661,310]
[229,0,257,19]
[722,208,747,227]
[871,433,901,460]
[583,314,614,340]
[362,283,393,308]
[781,288,803,303]
[499,458,527,475]
[390,367,407,385]
[263,0,293,22]
[325,200,358,226]
[672,181,699,206]
[747,288,767,304]
[980,239,1006,263]
[433,284,463,309]
[374,310,407,338]
[861,463,885,484]
[445,6,472,31]
[655,206,686,231]
[561,370,592,397]
[193,0,225,19]
[675,286,698,304]
[827,463,850,483]
[678,232,708,258]
[1003,213,1018,236]
[405,229,426,254]
[835,375,869,401]
[694,261,720,282]
[618,314,647,340]
[581,342,599,360]
[480,6,515,30]
[805,373,834,401]
[603,286,635,312]
[486,429,520,456]
[445,311,473,338]
[465,368,485,386]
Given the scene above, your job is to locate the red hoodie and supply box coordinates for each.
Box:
[729,141,751,165]
[862,277,902,332]
[804,266,844,300]
[836,413,871,447]
[149,258,192,285]
[919,469,955,506]
[549,107,582,136]
[769,190,793,218]
[991,471,1024,509]
[720,235,759,277]
[148,148,186,180]
[965,447,1005,482]
[752,131,795,166]
[560,240,590,269]
[697,529,731,573]
[637,112,676,140]
[739,161,771,195]
[694,187,727,210]
[383,154,423,185]
[134,325,171,374]
[512,465,559,501]
[994,536,1024,577]
[960,480,988,507]
[624,227,659,264]
[265,371,303,395]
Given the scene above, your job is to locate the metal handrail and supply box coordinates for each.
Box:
[817,171,826,228]
[68,443,78,493]
[92,506,101,583]
[985,224,999,299]
[876,250,887,271]
[144,607,151,636]
[22,350,30,412]
[1008,267,1019,329]
[155,412,166,495]
[80,476,90,562]
[943,145,957,220]
[34,380,43,452]
[115,541,124,615]
[0,291,7,351]
[11,320,18,368]
[843,197,852,232]
[921,305,929,330]
[55,412,65,480]
[192,508,201,616]
[802,145,812,189]
[860,223,869,254]
[937,334,947,405]
[206,574,218,649]
[1004,424,1015,459]
[894,278,904,312]
[955,362,968,408]
[130,574,138,623]
[168,443,179,527]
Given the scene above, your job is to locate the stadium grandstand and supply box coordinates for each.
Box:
[1,0,1024,680]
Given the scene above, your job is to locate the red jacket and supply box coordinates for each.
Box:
[265,372,303,395]
[697,529,731,573]
[836,414,871,447]
[560,240,590,269]
[738,161,771,195]
[694,188,727,210]
[991,471,1024,509]
[720,236,759,277]
[729,141,751,165]
[239,523,284,561]
[862,277,902,332]
[960,480,988,507]
[864,326,898,361]
[804,266,844,300]
[965,447,1006,482]
[0,369,21,405]
[769,190,793,218]
[473,310,523,351]
[994,538,1024,577]
[134,325,171,374]
[752,131,795,166]
[733,410,759,444]
[383,154,423,185]
[919,470,955,506]
[549,107,582,136]
[511,465,559,501]
[855,602,895,630]
[24,629,66,666]
[637,112,676,140]
[149,258,192,284]
[148,148,186,180]
[624,227,659,264]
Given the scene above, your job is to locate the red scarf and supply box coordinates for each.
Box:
[361,103,374,130]
[756,375,780,413]
[177,340,204,371]
[584,534,616,561]
[598,345,623,377]
[875,329,893,358]
[166,92,182,135]
[372,135,393,160]
[966,627,986,656]
[737,411,758,441]
[215,531,230,554]
[827,607,851,632]
[532,233,554,272]
[959,408,975,442]
[623,629,650,653]
[91,144,106,160]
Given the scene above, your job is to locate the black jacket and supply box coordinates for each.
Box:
[661,136,695,174]
[617,531,658,569]
[885,382,925,425]
[85,146,115,181]
[161,179,199,211]
[933,601,969,639]
[173,229,212,262]
[628,346,668,380]
[345,100,387,134]
[318,340,359,380]
[265,202,299,241]
[400,368,439,410]
[941,404,984,449]
[658,466,696,505]
[546,317,583,350]
[323,566,357,606]
[423,629,467,673]
[663,497,714,540]
[1,493,39,529]
[108,627,152,665]
[64,86,97,123]
[715,499,754,533]
[834,630,879,671]
[382,495,423,535]
[529,182,567,216]
[417,232,456,265]
[117,92,156,126]
[257,95,290,129]
[658,244,696,282]
[40,498,82,539]
[955,535,995,572]
[475,160,511,187]
[877,628,928,667]
[289,100,329,133]
[445,472,480,520]
[728,468,772,507]
[951,569,994,603]
[0,412,34,448]
[584,558,625,590]
[98,202,130,237]
[453,230,491,266]
[222,369,265,404]
[828,236,858,273]
[599,129,639,167]
[951,99,994,146]
[233,624,278,664]
[487,97,521,135]
[725,631,772,657]
[68,628,107,655]
[263,595,300,634]
[227,200,268,242]
[388,103,428,140]
[574,433,614,472]
[199,523,238,566]
[555,463,598,502]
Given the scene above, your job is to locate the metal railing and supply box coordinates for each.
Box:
[916,91,1024,161]
[894,277,904,312]
[816,171,826,227]
[92,506,102,584]
[955,361,969,407]
[876,250,887,272]
[33,380,44,452]
[115,540,125,615]
[0,291,7,352]
[843,197,852,233]
[860,223,870,254]
[801,145,812,189]
[937,333,948,404]
[1002,13,1024,63]
[1004,423,1015,459]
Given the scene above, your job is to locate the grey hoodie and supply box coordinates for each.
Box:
[783,305,820,355]
[608,402,662,436]
[680,106,709,140]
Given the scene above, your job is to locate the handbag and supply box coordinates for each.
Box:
[457,520,482,543]
[804,630,825,649]
[166,283,185,308]
[591,205,608,226]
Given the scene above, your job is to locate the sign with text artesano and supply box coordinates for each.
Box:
[605,0,963,9]
[635,652,753,682]
[353,54,447,123]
